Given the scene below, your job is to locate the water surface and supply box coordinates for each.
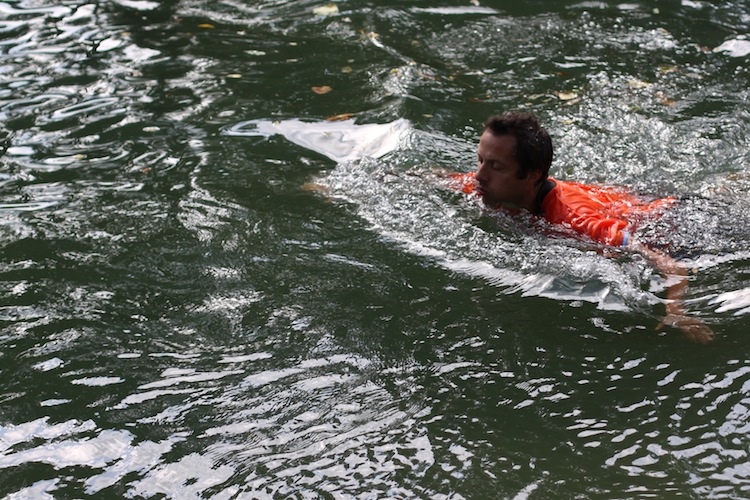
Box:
[2,0,750,498]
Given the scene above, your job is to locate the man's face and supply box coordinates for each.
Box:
[475,130,540,210]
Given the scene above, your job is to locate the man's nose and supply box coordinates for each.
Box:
[475,162,487,182]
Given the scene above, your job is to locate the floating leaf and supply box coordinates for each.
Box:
[198,23,215,29]
[341,66,353,73]
[655,91,676,106]
[367,32,383,48]
[326,113,356,121]
[226,73,242,79]
[627,79,650,89]
[302,183,322,191]
[313,4,339,16]
[553,90,578,100]
[312,85,333,94]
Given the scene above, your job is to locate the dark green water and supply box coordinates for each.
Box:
[2,0,750,497]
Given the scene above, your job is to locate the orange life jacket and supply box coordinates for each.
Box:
[449,172,675,246]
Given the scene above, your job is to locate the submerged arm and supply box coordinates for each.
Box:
[630,240,715,344]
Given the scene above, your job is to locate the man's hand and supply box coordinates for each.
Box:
[632,240,716,344]
[658,312,715,344]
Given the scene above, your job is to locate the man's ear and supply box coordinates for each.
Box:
[528,168,544,185]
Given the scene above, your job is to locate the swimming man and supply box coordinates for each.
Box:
[451,111,714,344]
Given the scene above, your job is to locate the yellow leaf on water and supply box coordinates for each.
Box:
[554,90,578,100]
[326,113,356,121]
[198,23,215,29]
[627,79,650,89]
[312,85,333,94]
[302,182,328,193]
[656,91,676,106]
[313,4,339,16]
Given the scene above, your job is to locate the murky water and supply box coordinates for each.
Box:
[2,0,750,498]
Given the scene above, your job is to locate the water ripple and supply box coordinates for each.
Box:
[1,0,750,498]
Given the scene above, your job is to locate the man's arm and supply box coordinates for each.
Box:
[630,240,715,344]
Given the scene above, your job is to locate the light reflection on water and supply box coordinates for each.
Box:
[1,0,750,498]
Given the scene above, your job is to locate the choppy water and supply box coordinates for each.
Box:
[2,0,750,498]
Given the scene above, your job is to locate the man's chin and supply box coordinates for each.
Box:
[477,192,495,207]
[479,195,503,209]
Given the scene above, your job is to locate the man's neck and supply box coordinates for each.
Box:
[532,178,556,215]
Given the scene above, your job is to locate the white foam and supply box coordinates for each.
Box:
[710,287,750,315]
[224,118,410,163]
[713,38,750,58]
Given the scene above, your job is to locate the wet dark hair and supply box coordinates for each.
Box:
[484,112,553,185]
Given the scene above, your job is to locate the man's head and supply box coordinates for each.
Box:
[474,112,553,211]
[483,112,553,185]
